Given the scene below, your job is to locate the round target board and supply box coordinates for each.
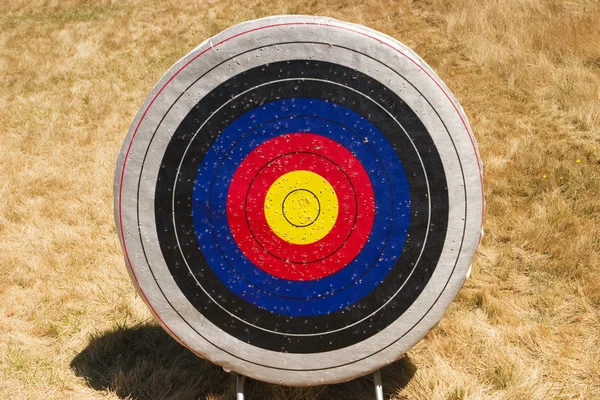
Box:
[114,15,484,386]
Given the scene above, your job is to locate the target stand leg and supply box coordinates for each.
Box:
[373,369,384,400]
[229,371,383,399]
[235,373,245,400]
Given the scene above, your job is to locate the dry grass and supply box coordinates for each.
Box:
[1,0,599,399]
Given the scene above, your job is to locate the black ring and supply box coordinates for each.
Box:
[153,60,449,353]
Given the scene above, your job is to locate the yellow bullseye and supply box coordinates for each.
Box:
[264,170,338,245]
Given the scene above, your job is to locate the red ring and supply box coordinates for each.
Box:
[227,133,374,281]
[246,153,356,263]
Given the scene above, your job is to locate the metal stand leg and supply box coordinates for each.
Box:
[229,370,382,399]
[236,374,245,400]
[373,370,384,400]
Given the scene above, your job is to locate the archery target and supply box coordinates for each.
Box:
[115,15,484,386]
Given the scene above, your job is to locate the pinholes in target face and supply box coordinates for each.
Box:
[115,16,484,386]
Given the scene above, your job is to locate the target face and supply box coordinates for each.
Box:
[115,16,484,386]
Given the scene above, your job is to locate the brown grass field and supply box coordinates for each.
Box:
[1,0,599,398]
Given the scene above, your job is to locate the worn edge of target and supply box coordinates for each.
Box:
[114,15,484,386]
[116,20,482,382]
[116,15,482,382]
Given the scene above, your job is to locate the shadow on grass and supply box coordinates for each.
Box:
[71,323,416,400]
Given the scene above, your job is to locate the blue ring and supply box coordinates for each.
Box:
[191,98,411,316]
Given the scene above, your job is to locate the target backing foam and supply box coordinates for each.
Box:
[114,15,484,386]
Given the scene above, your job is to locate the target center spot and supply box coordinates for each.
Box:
[264,170,339,245]
[282,189,321,227]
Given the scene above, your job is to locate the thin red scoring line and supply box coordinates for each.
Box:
[118,20,485,357]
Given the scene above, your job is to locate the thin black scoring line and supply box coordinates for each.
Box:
[281,189,321,228]
[241,149,358,265]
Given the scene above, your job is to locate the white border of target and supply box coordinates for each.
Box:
[115,15,484,386]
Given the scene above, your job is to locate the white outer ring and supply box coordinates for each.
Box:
[114,15,484,386]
